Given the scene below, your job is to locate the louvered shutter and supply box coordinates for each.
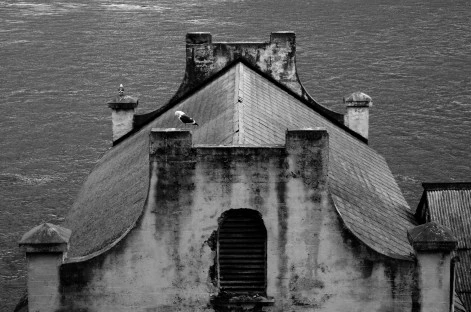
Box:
[218,210,266,295]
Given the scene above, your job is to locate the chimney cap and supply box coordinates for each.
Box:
[344,92,372,107]
[108,97,138,109]
[19,223,71,253]
[186,32,212,44]
[108,84,138,109]
[20,223,71,245]
[407,221,457,252]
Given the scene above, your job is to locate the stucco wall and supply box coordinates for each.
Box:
[344,106,370,139]
[416,253,452,312]
[26,253,62,312]
[57,130,417,311]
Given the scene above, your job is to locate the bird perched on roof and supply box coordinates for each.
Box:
[175,111,198,126]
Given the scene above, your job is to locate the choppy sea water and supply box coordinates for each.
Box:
[1,0,470,310]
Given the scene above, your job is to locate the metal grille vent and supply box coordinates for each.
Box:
[218,210,267,295]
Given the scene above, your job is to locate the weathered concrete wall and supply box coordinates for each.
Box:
[407,221,457,312]
[110,109,135,141]
[416,253,451,312]
[19,223,71,312]
[56,129,417,311]
[344,106,370,139]
[27,253,63,312]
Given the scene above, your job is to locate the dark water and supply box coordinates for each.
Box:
[1,0,470,310]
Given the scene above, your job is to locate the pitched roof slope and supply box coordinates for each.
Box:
[417,183,471,311]
[65,61,415,261]
[65,65,239,260]
[238,64,415,259]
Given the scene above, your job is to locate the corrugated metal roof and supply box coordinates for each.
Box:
[455,291,467,312]
[459,293,471,312]
[418,183,471,312]
[457,250,471,302]
[426,188,471,249]
[65,61,416,261]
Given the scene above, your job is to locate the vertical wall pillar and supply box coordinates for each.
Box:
[19,223,71,312]
[149,128,193,159]
[408,221,457,312]
[343,92,372,140]
[285,128,329,190]
[282,129,329,306]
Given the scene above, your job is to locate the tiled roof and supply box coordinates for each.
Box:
[65,60,416,261]
[416,183,471,312]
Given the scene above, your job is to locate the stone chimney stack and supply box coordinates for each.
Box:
[19,223,71,312]
[108,84,139,142]
[343,92,372,140]
[408,221,457,312]
[172,31,302,103]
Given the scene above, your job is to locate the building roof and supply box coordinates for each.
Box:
[416,183,471,311]
[64,60,416,262]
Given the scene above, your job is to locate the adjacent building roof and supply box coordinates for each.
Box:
[64,60,416,262]
[415,182,471,311]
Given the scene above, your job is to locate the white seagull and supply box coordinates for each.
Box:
[175,111,198,126]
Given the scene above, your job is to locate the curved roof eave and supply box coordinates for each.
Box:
[331,197,415,261]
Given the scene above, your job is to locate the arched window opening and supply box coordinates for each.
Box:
[218,209,267,296]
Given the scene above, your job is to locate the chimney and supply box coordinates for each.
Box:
[172,32,301,103]
[408,221,457,312]
[19,223,71,312]
[343,92,372,140]
[107,84,139,142]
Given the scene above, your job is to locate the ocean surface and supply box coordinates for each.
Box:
[1,0,470,310]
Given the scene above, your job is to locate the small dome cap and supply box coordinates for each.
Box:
[344,92,372,107]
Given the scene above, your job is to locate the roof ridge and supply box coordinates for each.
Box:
[233,63,242,144]
[237,63,244,144]
[113,59,367,147]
